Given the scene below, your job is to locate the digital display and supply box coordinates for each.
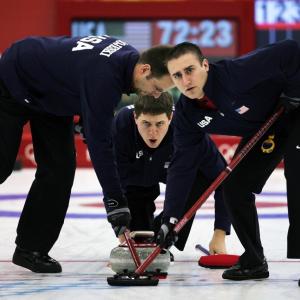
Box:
[71,19,238,59]
[255,0,300,46]
[153,20,237,57]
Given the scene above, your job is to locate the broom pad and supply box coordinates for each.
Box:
[198,254,240,269]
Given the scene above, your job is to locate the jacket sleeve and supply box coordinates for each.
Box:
[227,40,300,97]
[80,68,124,202]
[164,109,227,219]
[260,40,300,97]
[279,40,300,97]
[214,187,231,234]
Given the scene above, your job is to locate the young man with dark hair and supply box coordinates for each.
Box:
[113,93,231,254]
[0,35,174,273]
[157,40,300,280]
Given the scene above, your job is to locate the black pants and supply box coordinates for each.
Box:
[0,81,76,253]
[126,169,231,251]
[126,184,159,232]
[223,110,300,267]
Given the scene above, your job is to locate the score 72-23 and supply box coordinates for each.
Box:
[154,20,235,48]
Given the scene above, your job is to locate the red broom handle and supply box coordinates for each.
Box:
[123,230,142,268]
[135,106,284,275]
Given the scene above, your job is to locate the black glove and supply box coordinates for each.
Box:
[104,197,131,237]
[74,117,86,143]
[156,217,178,249]
[280,93,300,113]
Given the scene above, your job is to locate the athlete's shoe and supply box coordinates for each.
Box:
[222,259,269,280]
[12,246,62,273]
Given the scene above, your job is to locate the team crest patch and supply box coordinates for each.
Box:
[235,105,249,114]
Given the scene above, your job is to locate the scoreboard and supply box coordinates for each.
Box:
[71,19,238,60]
[57,0,255,60]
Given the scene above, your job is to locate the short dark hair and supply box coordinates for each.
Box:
[134,92,173,119]
[166,42,205,64]
[138,45,172,78]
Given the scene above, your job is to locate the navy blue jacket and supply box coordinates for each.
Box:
[0,35,139,202]
[164,39,300,218]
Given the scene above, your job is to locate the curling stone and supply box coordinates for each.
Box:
[109,231,170,274]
